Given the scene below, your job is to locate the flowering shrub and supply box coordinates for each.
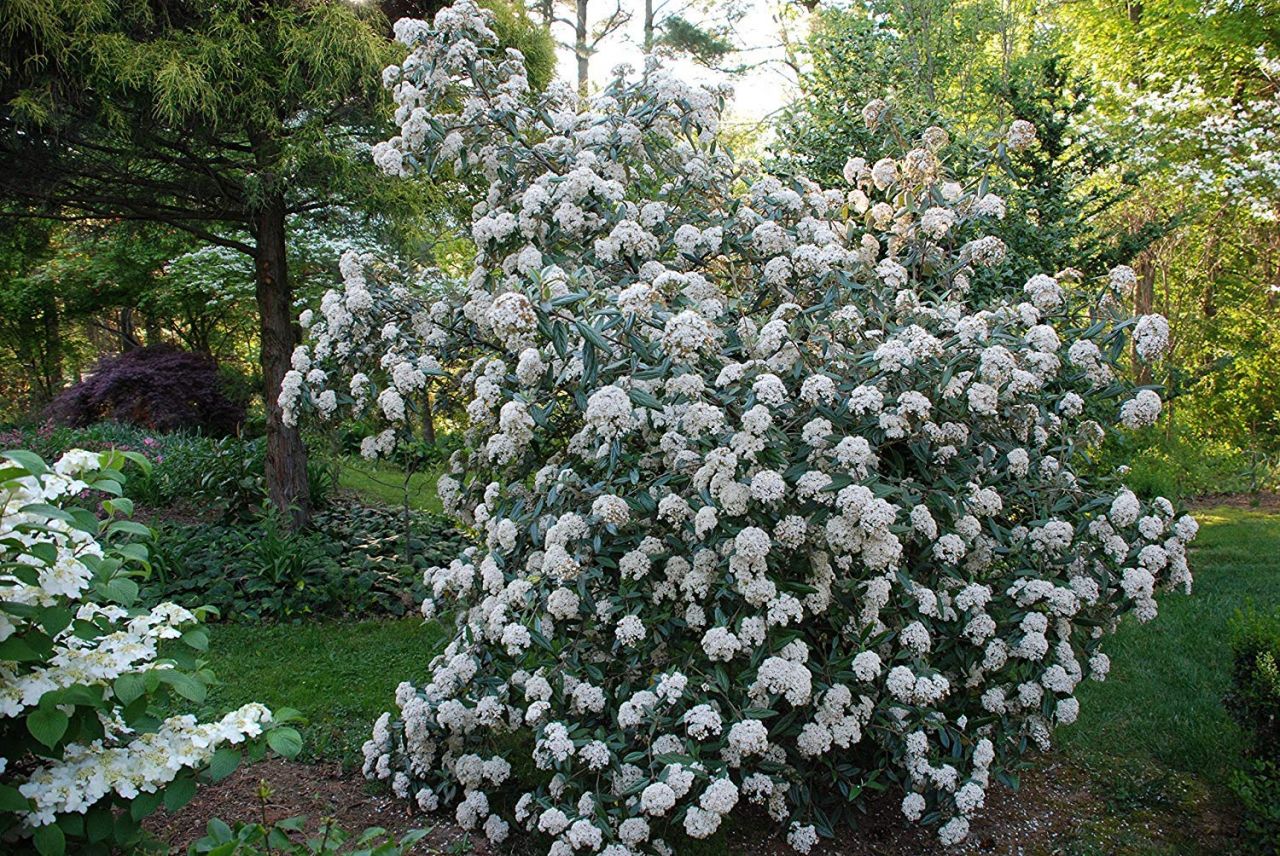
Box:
[46,345,245,436]
[283,3,1197,851]
[1105,46,1280,223]
[0,449,299,855]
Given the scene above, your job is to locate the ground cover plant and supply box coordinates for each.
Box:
[279,3,1199,851]
[144,506,469,621]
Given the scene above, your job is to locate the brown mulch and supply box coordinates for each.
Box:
[147,758,1130,856]
[1187,491,1280,514]
[147,759,489,855]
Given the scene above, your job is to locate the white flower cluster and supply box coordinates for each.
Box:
[0,452,277,839]
[289,4,1195,852]
[279,251,449,458]
[1105,47,1280,222]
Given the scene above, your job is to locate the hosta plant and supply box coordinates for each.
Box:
[0,449,300,855]
[283,2,1196,851]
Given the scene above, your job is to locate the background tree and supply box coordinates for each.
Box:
[0,0,552,525]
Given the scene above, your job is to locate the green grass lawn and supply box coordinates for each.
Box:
[192,618,445,765]
[1051,505,1280,854]
[336,457,445,515]
[1064,506,1279,780]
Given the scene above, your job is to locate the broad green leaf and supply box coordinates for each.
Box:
[27,706,69,748]
[163,776,197,812]
[33,822,65,856]
[266,726,303,759]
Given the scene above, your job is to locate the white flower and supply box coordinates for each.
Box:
[901,792,926,821]
[1120,389,1162,428]
[787,823,818,853]
[615,615,646,647]
[585,385,634,438]
[727,719,769,756]
[1134,314,1170,361]
[1007,119,1037,151]
[640,782,676,816]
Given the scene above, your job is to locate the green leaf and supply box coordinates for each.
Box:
[159,670,207,703]
[266,726,303,759]
[101,576,139,605]
[206,747,242,783]
[102,496,134,517]
[113,673,146,705]
[0,635,44,662]
[3,450,48,476]
[270,707,306,724]
[0,784,31,812]
[628,388,662,410]
[574,320,613,354]
[115,543,151,565]
[33,823,65,856]
[27,706,69,748]
[85,806,115,843]
[164,776,198,812]
[181,628,210,652]
[130,789,163,821]
[37,606,74,637]
[106,520,152,539]
[206,817,234,844]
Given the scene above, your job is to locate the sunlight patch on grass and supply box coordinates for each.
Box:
[336,457,445,515]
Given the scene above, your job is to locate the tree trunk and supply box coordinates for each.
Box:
[576,0,590,97]
[119,307,141,351]
[422,388,436,445]
[643,0,654,53]
[253,195,310,529]
[40,292,62,401]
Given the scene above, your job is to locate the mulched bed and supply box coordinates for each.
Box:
[147,759,489,855]
[1188,491,1280,514]
[150,758,1110,856]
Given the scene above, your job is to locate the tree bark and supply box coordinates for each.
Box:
[253,195,310,529]
[40,292,62,402]
[576,0,590,97]
[422,388,436,445]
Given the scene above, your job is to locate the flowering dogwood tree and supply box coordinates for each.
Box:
[283,2,1195,851]
[0,450,298,855]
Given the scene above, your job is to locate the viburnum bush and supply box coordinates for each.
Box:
[0,449,299,855]
[282,2,1197,851]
